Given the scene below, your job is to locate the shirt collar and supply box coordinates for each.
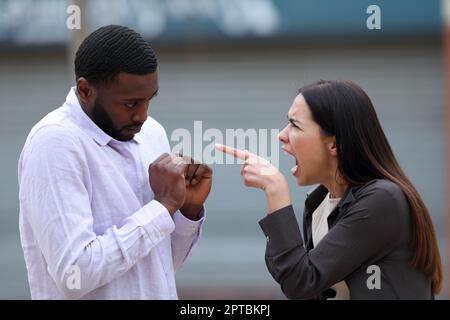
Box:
[305,184,355,214]
[133,131,144,144]
[65,87,141,146]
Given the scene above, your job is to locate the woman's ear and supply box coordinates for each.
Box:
[328,136,338,157]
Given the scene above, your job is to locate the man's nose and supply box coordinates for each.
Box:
[132,103,149,123]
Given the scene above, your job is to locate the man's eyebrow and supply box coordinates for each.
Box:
[122,89,159,101]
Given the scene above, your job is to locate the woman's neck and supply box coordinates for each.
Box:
[328,187,346,199]
[324,175,348,199]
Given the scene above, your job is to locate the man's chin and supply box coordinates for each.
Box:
[107,129,133,142]
[115,133,135,142]
[111,126,142,141]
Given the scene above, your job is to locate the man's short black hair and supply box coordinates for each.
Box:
[75,25,157,85]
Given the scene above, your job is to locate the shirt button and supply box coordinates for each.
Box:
[266,236,270,243]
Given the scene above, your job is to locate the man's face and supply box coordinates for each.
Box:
[82,71,159,141]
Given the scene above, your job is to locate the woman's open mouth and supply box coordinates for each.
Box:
[282,147,299,176]
[291,162,298,176]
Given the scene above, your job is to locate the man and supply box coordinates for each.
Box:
[18,25,212,299]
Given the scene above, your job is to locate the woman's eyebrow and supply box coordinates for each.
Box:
[287,115,302,125]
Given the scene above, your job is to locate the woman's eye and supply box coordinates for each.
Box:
[289,122,302,131]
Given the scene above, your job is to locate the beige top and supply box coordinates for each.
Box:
[312,192,350,299]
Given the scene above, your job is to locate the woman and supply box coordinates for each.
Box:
[216,80,442,299]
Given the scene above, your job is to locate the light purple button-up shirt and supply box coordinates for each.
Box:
[18,88,204,299]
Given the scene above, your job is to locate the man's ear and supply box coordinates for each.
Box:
[328,136,338,157]
[76,77,96,110]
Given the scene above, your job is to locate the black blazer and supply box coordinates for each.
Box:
[258,179,432,299]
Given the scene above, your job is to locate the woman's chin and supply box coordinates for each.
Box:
[295,172,313,186]
[291,165,310,186]
[295,175,305,186]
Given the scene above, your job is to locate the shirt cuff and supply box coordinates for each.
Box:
[258,205,304,257]
[132,200,175,242]
[173,207,205,236]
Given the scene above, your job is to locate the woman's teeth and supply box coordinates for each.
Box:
[283,148,298,175]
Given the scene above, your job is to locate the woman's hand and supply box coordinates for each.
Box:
[215,144,292,213]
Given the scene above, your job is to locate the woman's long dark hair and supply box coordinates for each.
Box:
[299,80,442,294]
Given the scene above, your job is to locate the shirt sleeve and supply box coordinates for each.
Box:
[258,186,405,299]
[19,125,176,299]
[171,208,205,272]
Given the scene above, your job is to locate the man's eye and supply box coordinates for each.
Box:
[124,102,137,108]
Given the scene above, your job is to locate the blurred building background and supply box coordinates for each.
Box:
[0,0,447,299]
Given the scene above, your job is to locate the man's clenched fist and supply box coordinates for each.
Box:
[149,153,188,215]
[148,153,213,219]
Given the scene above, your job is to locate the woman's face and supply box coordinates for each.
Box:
[278,94,335,186]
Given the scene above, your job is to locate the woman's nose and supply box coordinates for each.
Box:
[278,125,289,143]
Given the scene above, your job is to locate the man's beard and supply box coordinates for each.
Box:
[91,98,131,141]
